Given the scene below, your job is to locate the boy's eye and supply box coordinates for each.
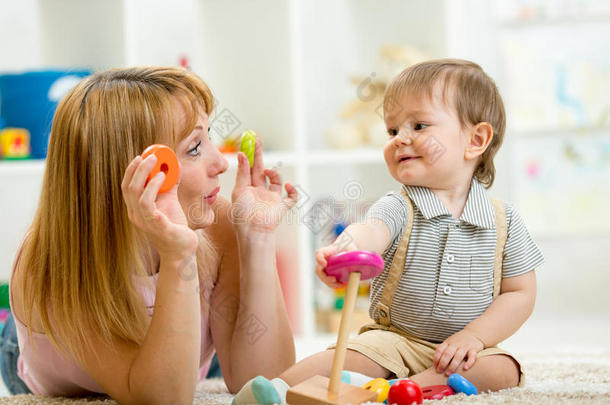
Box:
[188,140,202,156]
[387,128,398,136]
[414,123,428,131]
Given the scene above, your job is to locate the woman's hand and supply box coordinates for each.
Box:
[121,153,199,259]
[433,329,485,376]
[230,140,297,235]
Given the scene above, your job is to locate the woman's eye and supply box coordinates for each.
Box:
[207,127,212,140]
[188,140,202,157]
[387,128,398,136]
[414,123,428,131]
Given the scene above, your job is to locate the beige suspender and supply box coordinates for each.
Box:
[374,189,507,327]
[490,197,507,298]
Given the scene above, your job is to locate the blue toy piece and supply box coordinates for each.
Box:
[447,373,478,395]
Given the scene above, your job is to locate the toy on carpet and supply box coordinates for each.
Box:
[286,250,384,404]
[360,378,390,402]
[141,144,180,193]
[421,384,454,400]
[447,373,478,395]
[387,379,423,405]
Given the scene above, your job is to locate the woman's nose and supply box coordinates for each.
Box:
[208,146,229,176]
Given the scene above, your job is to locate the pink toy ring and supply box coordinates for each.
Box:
[325,251,384,283]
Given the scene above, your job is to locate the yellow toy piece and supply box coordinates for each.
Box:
[0,128,31,159]
[361,378,390,403]
[240,130,256,167]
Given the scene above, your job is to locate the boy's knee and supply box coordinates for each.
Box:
[495,354,521,390]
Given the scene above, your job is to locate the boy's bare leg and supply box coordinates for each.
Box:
[279,349,392,386]
[410,354,520,393]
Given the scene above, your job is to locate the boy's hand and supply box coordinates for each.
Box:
[433,329,484,376]
[314,237,358,289]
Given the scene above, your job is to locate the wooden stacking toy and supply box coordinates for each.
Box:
[286,251,384,405]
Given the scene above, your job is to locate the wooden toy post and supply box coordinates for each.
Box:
[286,251,383,405]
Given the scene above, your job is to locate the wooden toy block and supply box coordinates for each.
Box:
[286,375,377,405]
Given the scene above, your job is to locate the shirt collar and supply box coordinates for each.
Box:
[403,178,495,229]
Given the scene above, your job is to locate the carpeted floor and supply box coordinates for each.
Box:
[1,348,609,404]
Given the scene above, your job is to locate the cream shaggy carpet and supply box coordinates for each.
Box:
[1,348,608,404]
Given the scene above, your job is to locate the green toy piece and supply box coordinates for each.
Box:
[240,130,256,167]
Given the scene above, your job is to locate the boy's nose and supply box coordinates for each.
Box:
[395,130,413,146]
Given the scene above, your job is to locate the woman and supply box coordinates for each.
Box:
[0,67,296,403]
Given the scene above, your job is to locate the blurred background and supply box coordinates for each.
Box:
[0,0,609,364]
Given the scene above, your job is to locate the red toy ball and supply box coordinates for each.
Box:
[421,385,455,400]
[387,379,423,405]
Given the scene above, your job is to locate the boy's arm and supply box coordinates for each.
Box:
[334,218,392,254]
[315,218,391,289]
[464,270,537,347]
[434,270,536,375]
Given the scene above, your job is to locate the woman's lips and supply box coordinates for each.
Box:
[204,186,220,205]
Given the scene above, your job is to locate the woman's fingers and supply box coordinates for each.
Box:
[139,171,166,219]
[283,182,298,209]
[234,152,252,190]
[251,139,265,187]
[129,153,157,196]
[121,155,141,193]
[264,168,282,193]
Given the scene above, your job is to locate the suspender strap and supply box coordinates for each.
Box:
[490,197,507,299]
[376,189,414,326]
[375,191,508,327]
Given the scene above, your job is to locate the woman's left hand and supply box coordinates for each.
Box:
[231,140,298,234]
[433,329,484,376]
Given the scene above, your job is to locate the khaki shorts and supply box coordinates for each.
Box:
[327,323,525,387]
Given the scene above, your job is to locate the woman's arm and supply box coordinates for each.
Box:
[208,143,297,393]
[207,200,295,393]
[79,253,201,405]
[77,153,203,404]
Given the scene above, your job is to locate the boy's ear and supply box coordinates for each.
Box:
[465,122,493,161]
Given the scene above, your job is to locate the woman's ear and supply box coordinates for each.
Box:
[465,122,493,161]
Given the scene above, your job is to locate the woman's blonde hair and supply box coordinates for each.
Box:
[17,66,215,365]
[384,59,506,188]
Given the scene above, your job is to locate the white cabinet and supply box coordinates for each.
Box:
[10,0,582,335]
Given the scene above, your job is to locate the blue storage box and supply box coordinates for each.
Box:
[0,70,91,159]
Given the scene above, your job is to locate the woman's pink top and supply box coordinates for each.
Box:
[9,270,215,396]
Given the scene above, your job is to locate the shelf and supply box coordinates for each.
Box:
[305,148,385,166]
[0,159,46,175]
[500,14,610,28]
[223,151,297,169]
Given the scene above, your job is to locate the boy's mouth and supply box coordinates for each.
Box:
[398,155,421,163]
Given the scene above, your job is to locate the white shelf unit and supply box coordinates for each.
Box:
[9,0,580,335]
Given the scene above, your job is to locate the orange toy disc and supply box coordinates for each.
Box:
[141,144,179,193]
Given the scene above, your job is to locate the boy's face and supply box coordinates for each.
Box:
[383,83,471,189]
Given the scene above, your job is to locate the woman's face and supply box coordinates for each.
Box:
[173,100,229,229]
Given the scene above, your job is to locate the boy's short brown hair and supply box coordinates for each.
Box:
[383,59,506,189]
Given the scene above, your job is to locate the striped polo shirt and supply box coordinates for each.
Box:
[365,178,544,343]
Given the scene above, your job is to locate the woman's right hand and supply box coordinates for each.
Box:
[121,153,199,259]
[314,236,358,289]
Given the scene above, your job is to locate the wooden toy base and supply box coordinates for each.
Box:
[286,375,377,405]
